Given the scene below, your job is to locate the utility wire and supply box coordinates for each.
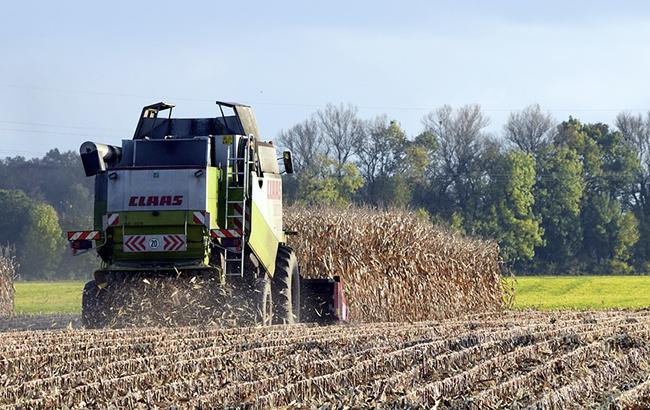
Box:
[2,83,650,112]
[0,128,122,139]
[0,119,130,134]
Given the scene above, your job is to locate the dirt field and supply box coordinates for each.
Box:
[1,310,649,409]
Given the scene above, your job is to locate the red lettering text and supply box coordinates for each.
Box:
[127,195,184,207]
[146,196,159,206]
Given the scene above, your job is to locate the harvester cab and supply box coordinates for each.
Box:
[69,101,348,328]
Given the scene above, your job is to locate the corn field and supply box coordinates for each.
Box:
[0,310,647,408]
[285,206,503,322]
[0,246,16,315]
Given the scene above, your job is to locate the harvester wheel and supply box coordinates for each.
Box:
[272,245,301,324]
[254,275,273,326]
[81,280,112,329]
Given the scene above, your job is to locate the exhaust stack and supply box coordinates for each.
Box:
[80,142,122,176]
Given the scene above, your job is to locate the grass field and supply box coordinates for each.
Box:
[11,276,650,314]
[14,281,83,314]
[512,275,650,310]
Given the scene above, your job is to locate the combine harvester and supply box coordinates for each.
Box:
[68,102,347,327]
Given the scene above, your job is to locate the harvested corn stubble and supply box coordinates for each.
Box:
[0,310,649,408]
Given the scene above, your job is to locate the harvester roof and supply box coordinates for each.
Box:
[133,101,260,140]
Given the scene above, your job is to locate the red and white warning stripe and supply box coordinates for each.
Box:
[230,204,251,231]
[103,213,120,229]
[210,228,242,239]
[192,211,210,228]
[67,231,101,241]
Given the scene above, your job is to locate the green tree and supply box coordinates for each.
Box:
[477,151,543,264]
[0,190,33,244]
[38,150,93,230]
[401,131,438,208]
[534,146,584,273]
[296,156,363,206]
[0,189,66,280]
[612,212,640,273]
[411,131,439,173]
[20,203,66,280]
[581,194,639,273]
[355,117,408,204]
[0,150,93,230]
[555,119,641,273]
[615,111,650,270]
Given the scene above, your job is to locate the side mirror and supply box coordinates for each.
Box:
[282,150,294,174]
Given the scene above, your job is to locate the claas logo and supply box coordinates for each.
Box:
[128,195,183,207]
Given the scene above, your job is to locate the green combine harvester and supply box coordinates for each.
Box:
[68,101,347,328]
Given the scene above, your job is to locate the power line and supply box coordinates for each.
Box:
[0,149,49,156]
[2,83,650,113]
[0,128,121,139]
[0,119,130,134]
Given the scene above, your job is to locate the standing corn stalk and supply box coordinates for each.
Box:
[285,206,503,322]
[0,246,18,315]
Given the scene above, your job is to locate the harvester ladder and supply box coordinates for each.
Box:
[223,138,250,277]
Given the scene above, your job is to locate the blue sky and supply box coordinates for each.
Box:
[2,1,650,157]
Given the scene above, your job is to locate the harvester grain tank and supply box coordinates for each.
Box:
[68,101,347,327]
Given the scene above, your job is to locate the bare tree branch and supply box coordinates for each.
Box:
[615,111,649,166]
[316,103,364,177]
[422,104,490,188]
[503,104,555,154]
[278,117,323,172]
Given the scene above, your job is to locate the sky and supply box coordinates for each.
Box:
[2,0,650,158]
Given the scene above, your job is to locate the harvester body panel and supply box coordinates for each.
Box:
[103,137,218,266]
[248,173,283,275]
[84,132,284,275]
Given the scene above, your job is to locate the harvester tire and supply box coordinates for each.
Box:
[82,280,112,329]
[254,275,273,326]
[272,245,301,324]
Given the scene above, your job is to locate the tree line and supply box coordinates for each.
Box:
[279,103,650,275]
[0,150,94,280]
[1,104,649,279]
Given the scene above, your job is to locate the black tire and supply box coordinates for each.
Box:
[82,280,112,329]
[254,275,273,326]
[272,245,301,324]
